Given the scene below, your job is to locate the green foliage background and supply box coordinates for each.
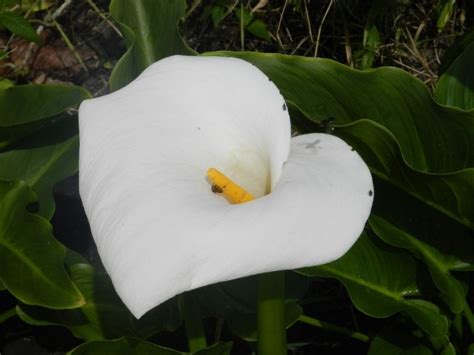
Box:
[0,0,473,354]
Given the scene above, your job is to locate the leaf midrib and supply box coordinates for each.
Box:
[29,137,77,187]
[318,266,404,301]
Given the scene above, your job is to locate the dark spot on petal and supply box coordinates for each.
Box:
[212,184,223,193]
[368,190,373,196]
[282,103,287,111]
[305,139,321,149]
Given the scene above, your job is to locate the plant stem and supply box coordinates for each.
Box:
[0,307,16,324]
[178,292,207,352]
[464,302,474,335]
[257,271,286,355]
[452,313,463,339]
[298,314,370,343]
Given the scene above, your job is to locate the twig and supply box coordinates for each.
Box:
[251,0,268,13]
[290,36,309,55]
[185,0,202,18]
[85,0,122,38]
[304,0,314,43]
[53,19,88,72]
[314,0,334,57]
[276,0,288,50]
[19,0,73,71]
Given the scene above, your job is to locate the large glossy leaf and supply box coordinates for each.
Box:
[335,119,474,227]
[207,51,474,227]
[17,253,180,341]
[368,321,433,355]
[435,41,474,111]
[0,180,84,309]
[68,337,232,355]
[0,136,78,219]
[109,0,195,91]
[370,215,471,313]
[67,337,181,355]
[298,233,449,338]
[438,27,474,75]
[0,84,90,148]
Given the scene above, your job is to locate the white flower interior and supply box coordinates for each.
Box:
[79,55,374,318]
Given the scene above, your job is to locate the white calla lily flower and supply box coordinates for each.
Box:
[79,55,373,319]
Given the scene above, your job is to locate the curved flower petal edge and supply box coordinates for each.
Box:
[79,55,374,319]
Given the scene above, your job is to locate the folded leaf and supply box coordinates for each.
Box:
[0,11,40,43]
[109,0,195,90]
[0,136,79,219]
[67,337,181,355]
[0,84,90,148]
[18,253,180,341]
[0,180,84,308]
[298,233,448,338]
[435,41,474,111]
[370,215,471,313]
[368,321,433,355]
[336,119,473,227]
[67,337,232,355]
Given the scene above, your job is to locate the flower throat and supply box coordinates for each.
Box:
[207,168,255,204]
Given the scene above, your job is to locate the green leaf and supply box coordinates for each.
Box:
[0,11,40,43]
[0,136,78,220]
[440,343,456,355]
[298,233,449,338]
[209,4,226,28]
[67,337,182,355]
[0,84,90,148]
[206,52,474,227]
[368,322,433,355]
[438,27,474,75]
[360,23,380,69]
[360,0,384,70]
[370,215,471,313]
[194,342,233,355]
[436,0,456,32]
[468,344,474,354]
[18,255,180,341]
[334,119,474,228]
[109,0,195,91]
[67,337,232,355]
[0,78,13,89]
[0,180,84,309]
[435,41,474,111]
[235,7,271,42]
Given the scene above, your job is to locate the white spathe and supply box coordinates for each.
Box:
[79,55,374,319]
